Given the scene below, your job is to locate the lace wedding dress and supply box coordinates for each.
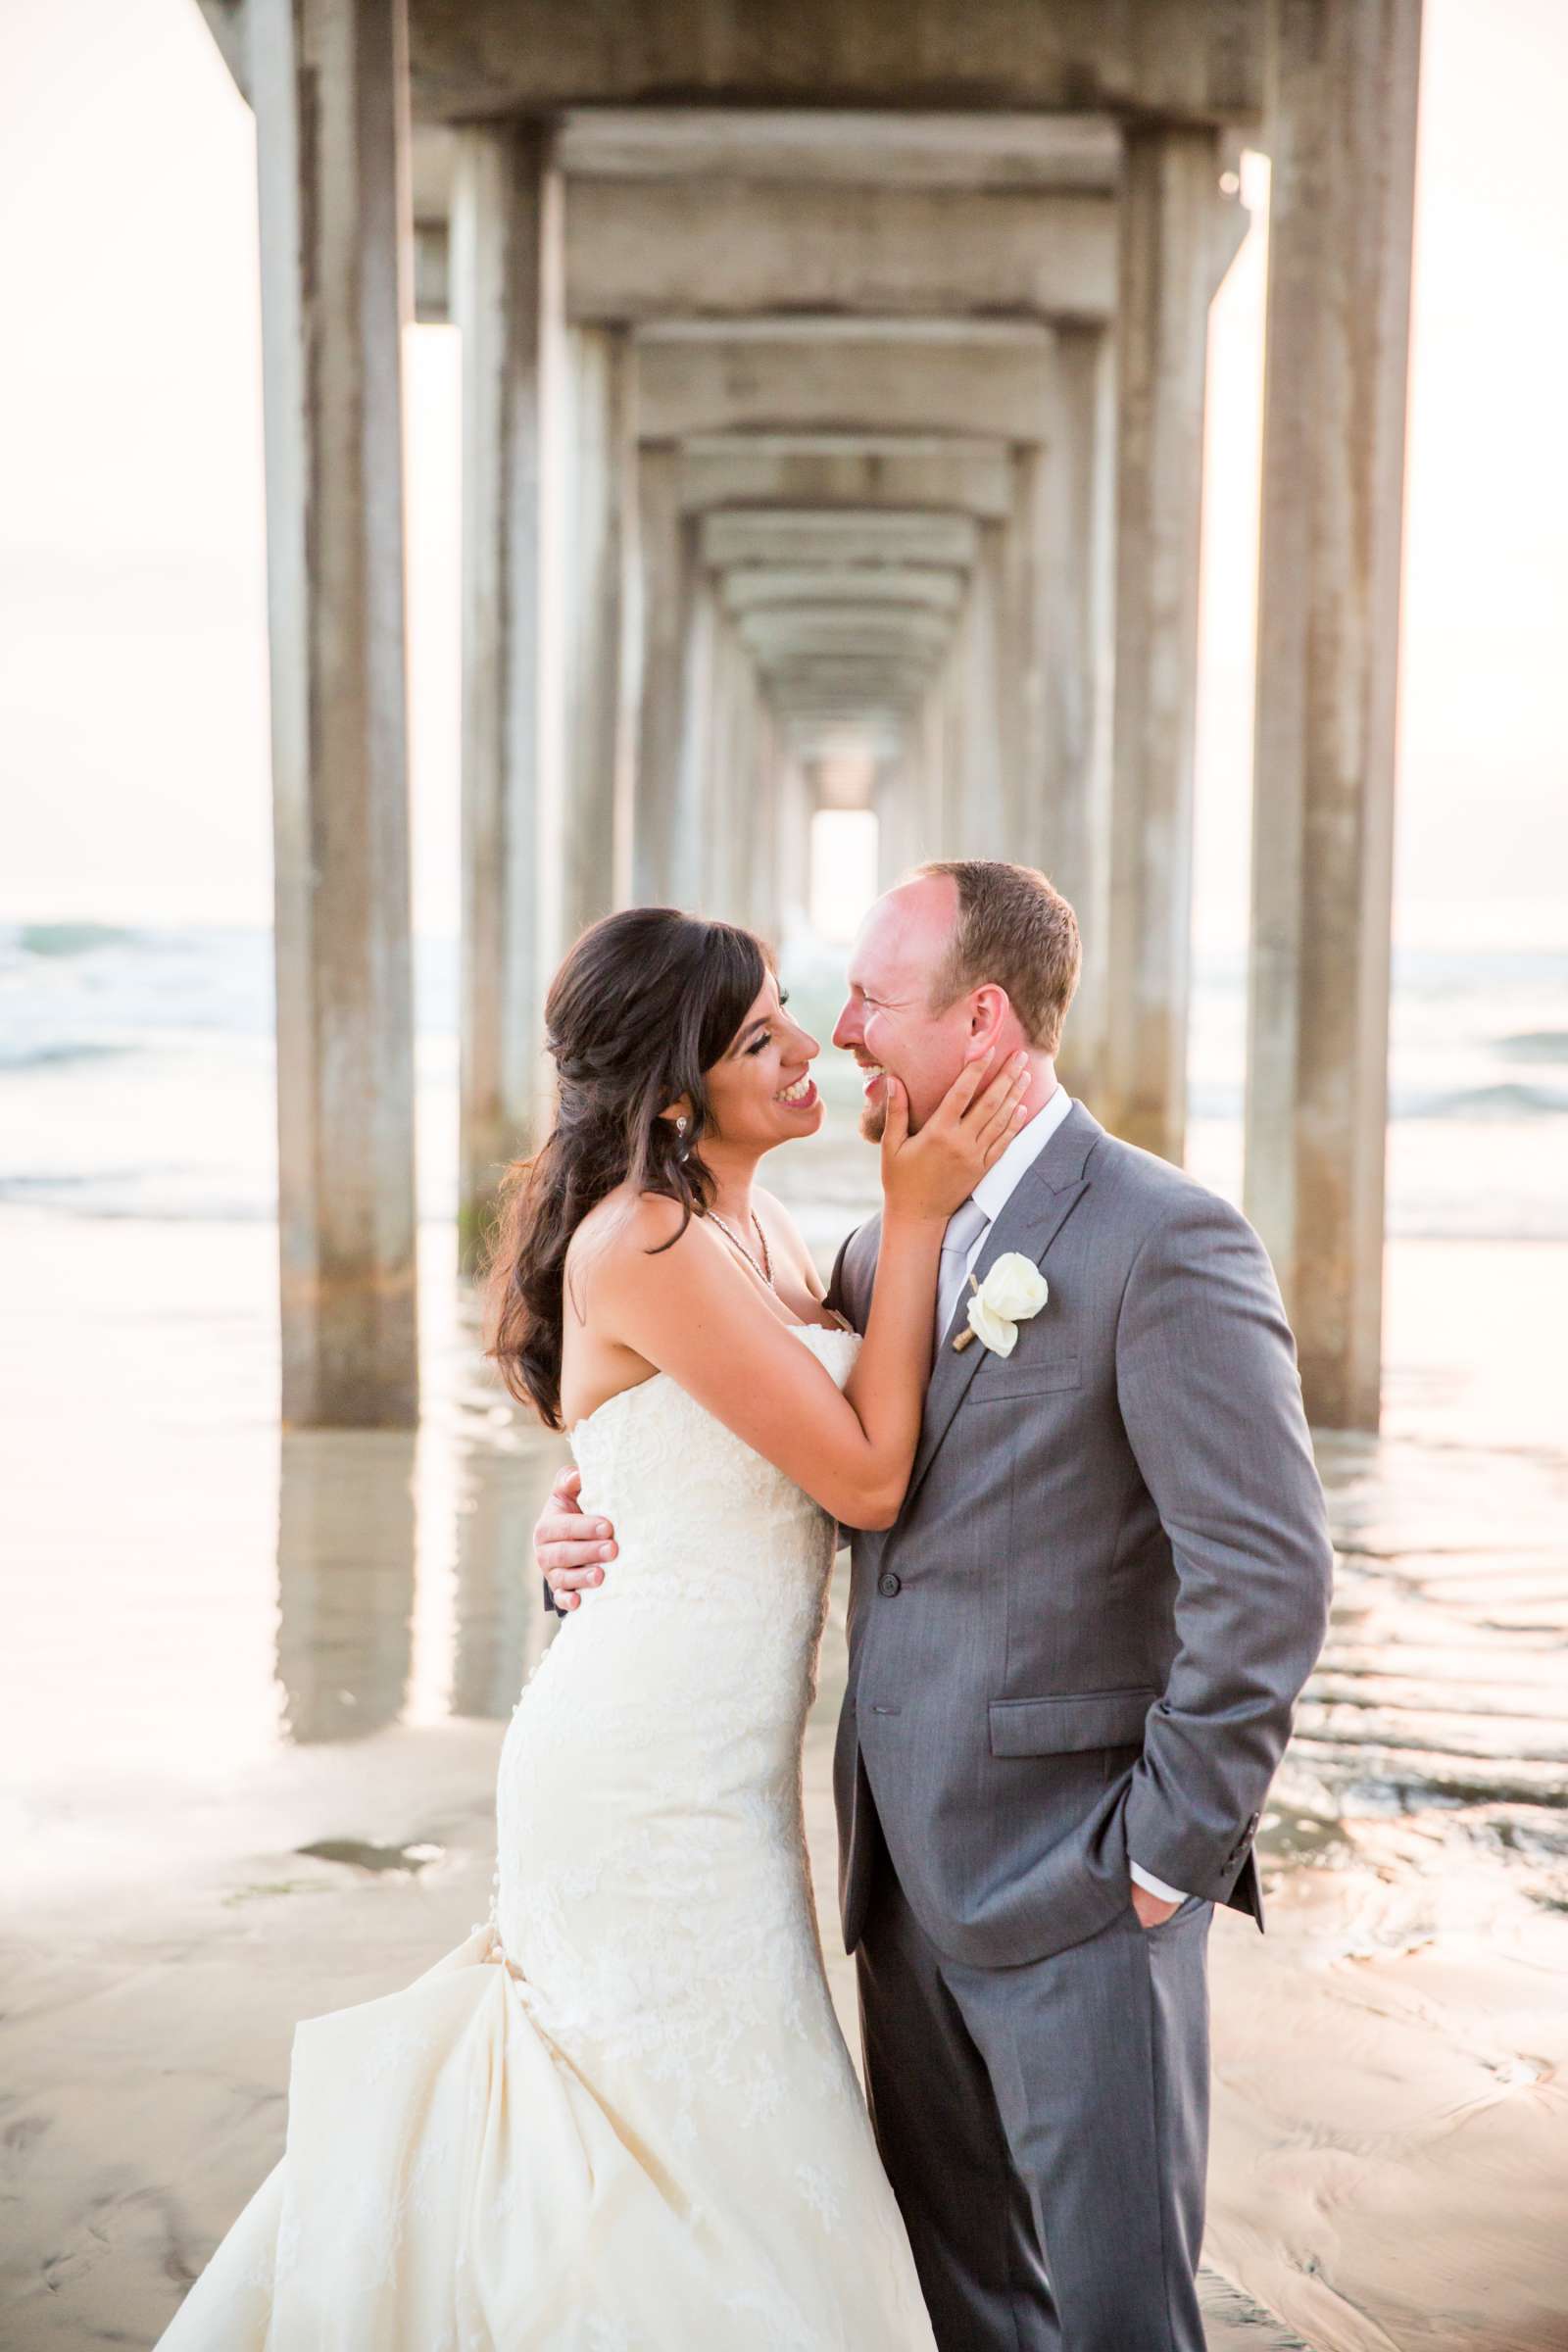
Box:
[159,1321,935,2350]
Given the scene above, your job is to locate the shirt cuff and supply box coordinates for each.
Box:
[1130,1860,1189,1906]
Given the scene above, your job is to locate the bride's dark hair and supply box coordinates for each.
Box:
[481,906,771,1430]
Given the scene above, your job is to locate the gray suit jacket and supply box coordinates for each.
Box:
[825,1097,1334,1971]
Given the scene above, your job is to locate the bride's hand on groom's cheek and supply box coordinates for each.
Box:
[535,1465,617,1612]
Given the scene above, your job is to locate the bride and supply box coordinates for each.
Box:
[157,905,1028,2350]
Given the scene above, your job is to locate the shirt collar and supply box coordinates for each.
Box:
[969,1082,1073,1229]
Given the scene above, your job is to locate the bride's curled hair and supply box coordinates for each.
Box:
[482,906,770,1430]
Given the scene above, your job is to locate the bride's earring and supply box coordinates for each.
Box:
[675,1116,688,1137]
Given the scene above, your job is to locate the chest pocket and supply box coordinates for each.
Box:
[967,1349,1081,1401]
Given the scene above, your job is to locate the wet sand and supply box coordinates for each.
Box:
[2,1199,1565,2348]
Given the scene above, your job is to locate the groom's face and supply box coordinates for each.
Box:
[832,877,973,1142]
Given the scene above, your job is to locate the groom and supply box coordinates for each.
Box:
[535,859,1334,2351]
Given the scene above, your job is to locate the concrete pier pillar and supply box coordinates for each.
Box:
[451,121,560,1269]
[560,324,634,946]
[668,568,718,912]
[917,681,950,864]
[1102,124,1221,1163]
[874,745,915,893]
[746,703,783,946]
[251,0,417,1427]
[723,628,760,922]
[630,443,689,904]
[959,521,1008,856]
[775,746,814,942]
[1245,0,1423,1430]
[1035,327,1115,1093]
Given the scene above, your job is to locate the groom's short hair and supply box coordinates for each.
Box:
[915,859,1081,1055]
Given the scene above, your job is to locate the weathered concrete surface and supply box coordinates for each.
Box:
[553,107,1124,190]
[564,179,1117,323]
[200,1,1266,122]
[702,503,979,576]
[636,326,1058,444]
[251,0,418,1427]
[677,438,1016,522]
[452,121,559,1259]
[1245,0,1424,1433]
[558,323,635,940]
[1102,123,1221,1166]
[400,0,1266,122]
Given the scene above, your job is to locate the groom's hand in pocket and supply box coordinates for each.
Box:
[535,1466,617,1613]
[1130,1883,1182,1930]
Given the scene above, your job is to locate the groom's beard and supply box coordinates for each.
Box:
[858,1100,887,1144]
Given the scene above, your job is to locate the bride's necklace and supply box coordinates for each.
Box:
[709,1206,774,1291]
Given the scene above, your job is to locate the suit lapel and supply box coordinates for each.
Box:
[901,1100,1100,1514]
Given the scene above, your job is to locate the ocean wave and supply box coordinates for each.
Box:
[1497,1030,1568,1064]
[12,920,148,958]
[1396,1081,1568,1121]
[0,1038,134,1072]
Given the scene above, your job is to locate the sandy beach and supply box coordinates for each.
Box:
[3,1185,1566,2349]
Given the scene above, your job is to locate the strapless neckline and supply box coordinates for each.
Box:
[567,1318,857,1446]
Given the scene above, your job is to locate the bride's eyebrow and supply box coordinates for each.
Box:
[729,1013,772,1056]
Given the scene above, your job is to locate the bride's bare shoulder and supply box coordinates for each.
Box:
[569,1187,705,1277]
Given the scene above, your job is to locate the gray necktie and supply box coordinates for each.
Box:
[936,1198,990,1349]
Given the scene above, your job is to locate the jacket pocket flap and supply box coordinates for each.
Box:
[988,1687,1158,1757]
[968,1351,1081,1399]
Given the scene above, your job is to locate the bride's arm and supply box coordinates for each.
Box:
[599,1054,1027,1531]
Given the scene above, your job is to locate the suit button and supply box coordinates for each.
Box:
[878,1571,902,1597]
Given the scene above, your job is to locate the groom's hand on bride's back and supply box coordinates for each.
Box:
[535,1465,617,1613]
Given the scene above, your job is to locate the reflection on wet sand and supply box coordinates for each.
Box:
[276,1430,417,1740]
[1205,1405,1568,2352]
[3,1201,1566,2349]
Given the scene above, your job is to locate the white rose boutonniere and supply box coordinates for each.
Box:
[955,1251,1050,1356]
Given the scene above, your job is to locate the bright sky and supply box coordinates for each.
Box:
[1,0,1564,951]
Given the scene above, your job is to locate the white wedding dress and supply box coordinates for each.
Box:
[159,1321,936,2350]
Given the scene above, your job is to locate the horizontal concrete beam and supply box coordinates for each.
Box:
[676,443,1015,519]
[701,507,979,571]
[738,610,955,661]
[760,661,937,699]
[564,182,1116,324]
[680,432,1002,460]
[720,565,967,615]
[403,3,1263,124]
[778,718,909,763]
[638,317,1060,345]
[637,332,1056,443]
[555,108,1121,190]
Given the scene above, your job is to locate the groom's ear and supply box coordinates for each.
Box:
[967,984,1010,1053]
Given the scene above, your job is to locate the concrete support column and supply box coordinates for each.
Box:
[252,0,417,1427]
[746,703,783,947]
[1042,326,1116,1092]
[630,443,689,903]
[560,323,634,946]
[1245,0,1423,1430]
[723,633,761,925]
[959,522,1008,856]
[452,121,561,1269]
[873,748,906,893]
[775,744,814,943]
[941,656,965,858]
[1102,124,1221,1162]
[917,680,950,864]
[668,567,718,911]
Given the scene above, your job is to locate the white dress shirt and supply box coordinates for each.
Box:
[939,1084,1189,1912]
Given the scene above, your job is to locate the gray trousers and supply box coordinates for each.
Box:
[856,1818,1212,2352]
